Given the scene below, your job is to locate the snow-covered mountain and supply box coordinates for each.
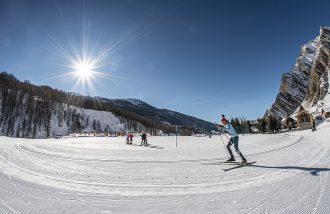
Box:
[266,27,330,118]
[124,98,145,106]
[97,97,214,133]
[0,72,213,138]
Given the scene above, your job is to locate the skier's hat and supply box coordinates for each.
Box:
[221,115,227,123]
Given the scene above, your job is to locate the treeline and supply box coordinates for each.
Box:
[0,89,52,138]
[0,72,193,136]
[255,115,282,133]
[228,115,282,134]
[229,117,252,134]
[0,87,160,138]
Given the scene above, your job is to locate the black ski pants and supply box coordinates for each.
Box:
[227,136,246,161]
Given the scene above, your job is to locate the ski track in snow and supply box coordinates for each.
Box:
[0,128,330,213]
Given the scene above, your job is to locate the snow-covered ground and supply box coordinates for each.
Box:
[0,125,330,213]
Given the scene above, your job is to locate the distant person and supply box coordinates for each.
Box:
[312,119,316,132]
[126,133,130,144]
[141,132,148,146]
[219,116,247,164]
[126,133,133,144]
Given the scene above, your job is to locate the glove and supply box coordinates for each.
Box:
[218,125,224,132]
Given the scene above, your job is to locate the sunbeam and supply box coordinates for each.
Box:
[41,1,156,103]
[46,29,115,101]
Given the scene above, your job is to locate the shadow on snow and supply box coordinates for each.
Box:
[250,164,330,176]
[204,162,330,175]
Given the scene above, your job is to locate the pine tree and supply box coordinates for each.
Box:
[256,118,267,133]
[86,116,89,127]
[268,115,280,133]
[92,119,97,131]
[104,124,110,133]
[32,122,37,138]
[247,120,252,133]
[96,120,101,132]
[16,123,21,138]
[46,112,51,137]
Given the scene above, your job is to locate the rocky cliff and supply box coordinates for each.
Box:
[266,27,330,118]
[304,27,330,106]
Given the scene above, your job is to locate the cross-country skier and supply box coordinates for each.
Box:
[141,132,148,146]
[312,119,316,132]
[220,115,247,164]
[126,132,133,144]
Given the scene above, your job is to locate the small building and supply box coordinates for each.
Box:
[295,106,313,130]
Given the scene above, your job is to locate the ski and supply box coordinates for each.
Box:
[222,161,256,172]
[219,161,244,164]
[221,161,256,164]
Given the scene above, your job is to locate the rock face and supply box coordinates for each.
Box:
[305,27,330,106]
[266,27,330,118]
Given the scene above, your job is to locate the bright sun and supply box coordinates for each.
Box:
[73,61,94,80]
[52,26,116,96]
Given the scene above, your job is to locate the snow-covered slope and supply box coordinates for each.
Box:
[0,89,149,138]
[49,104,127,137]
[0,124,330,213]
[125,98,145,106]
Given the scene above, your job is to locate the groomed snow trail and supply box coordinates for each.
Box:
[0,127,330,213]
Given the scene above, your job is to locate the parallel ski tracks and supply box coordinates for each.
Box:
[16,135,304,164]
[247,135,304,157]
[0,198,19,214]
[0,136,306,197]
[2,134,330,213]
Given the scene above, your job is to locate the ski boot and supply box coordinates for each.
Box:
[225,157,235,162]
[240,158,248,166]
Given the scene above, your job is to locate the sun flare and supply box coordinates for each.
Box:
[73,60,94,80]
[48,20,125,99]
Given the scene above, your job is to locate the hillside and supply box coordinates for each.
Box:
[98,97,214,133]
[0,72,213,138]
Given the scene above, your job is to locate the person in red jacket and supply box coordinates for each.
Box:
[126,132,133,144]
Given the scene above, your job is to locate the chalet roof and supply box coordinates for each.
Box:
[281,117,296,123]
[296,107,311,118]
[298,105,305,112]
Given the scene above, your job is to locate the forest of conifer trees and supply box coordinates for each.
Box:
[0,72,194,138]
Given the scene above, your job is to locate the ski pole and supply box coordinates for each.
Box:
[219,133,230,158]
[223,134,230,140]
[215,123,230,158]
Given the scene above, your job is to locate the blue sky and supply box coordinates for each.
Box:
[1,0,330,122]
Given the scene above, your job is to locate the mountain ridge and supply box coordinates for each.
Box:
[266,26,330,118]
[0,72,214,138]
[97,96,214,132]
